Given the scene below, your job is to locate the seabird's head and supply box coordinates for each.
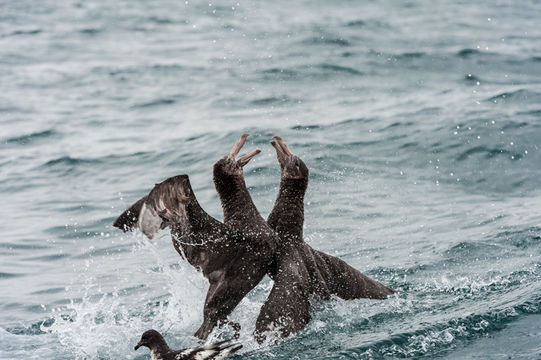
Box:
[214,133,261,177]
[134,329,169,352]
[271,136,308,180]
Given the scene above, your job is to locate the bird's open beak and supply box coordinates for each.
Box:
[227,134,261,167]
[271,136,294,158]
[237,148,261,167]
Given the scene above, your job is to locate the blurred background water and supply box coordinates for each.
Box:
[1,0,540,359]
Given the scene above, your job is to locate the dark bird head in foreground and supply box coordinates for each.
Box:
[134,329,167,352]
[134,329,242,359]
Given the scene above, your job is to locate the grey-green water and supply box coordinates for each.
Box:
[1,0,540,359]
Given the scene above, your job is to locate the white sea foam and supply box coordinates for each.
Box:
[46,233,209,358]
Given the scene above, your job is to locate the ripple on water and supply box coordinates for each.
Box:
[318,64,363,76]
[0,272,26,279]
[250,95,298,106]
[5,129,59,145]
[304,36,351,47]
[492,227,541,250]
[455,146,522,162]
[457,48,483,58]
[487,89,541,105]
[260,68,299,80]
[130,98,178,109]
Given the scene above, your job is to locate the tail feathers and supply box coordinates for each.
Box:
[314,249,395,299]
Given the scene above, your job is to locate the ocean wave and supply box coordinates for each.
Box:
[31,287,68,296]
[515,109,541,116]
[318,64,363,75]
[6,129,59,145]
[130,98,178,109]
[340,301,540,358]
[7,29,43,37]
[0,242,49,251]
[345,19,391,29]
[492,227,541,250]
[457,48,482,58]
[456,146,523,161]
[146,16,175,25]
[38,151,159,174]
[444,240,503,258]
[304,36,351,47]
[487,89,541,104]
[290,124,321,130]
[70,243,133,260]
[42,156,101,168]
[463,73,482,83]
[0,272,25,279]
[250,95,298,106]
[78,28,102,35]
[22,253,70,262]
[260,68,299,80]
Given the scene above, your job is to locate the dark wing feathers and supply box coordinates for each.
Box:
[113,195,148,231]
[146,178,189,221]
[113,176,188,239]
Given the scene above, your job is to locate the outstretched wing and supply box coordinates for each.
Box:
[255,256,311,342]
[113,175,189,239]
[113,195,148,232]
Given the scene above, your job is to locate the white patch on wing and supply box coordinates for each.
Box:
[138,202,162,239]
[194,349,217,359]
[202,343,215,350]
[177,348,193,358]
[214,349,235,360]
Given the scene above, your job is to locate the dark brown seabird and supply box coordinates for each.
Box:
[264,136,395,312]
[213,134,316,341]
[247,136,394,341]
[113,173,272,340]
[134,329,242,360]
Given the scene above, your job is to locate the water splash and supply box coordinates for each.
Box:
[45,234,209,358]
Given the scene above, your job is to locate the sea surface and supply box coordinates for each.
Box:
[1,0,540,359]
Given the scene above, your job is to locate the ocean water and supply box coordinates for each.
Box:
[1,0,540,358]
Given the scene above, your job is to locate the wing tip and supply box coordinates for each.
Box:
[112,210,138,232]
